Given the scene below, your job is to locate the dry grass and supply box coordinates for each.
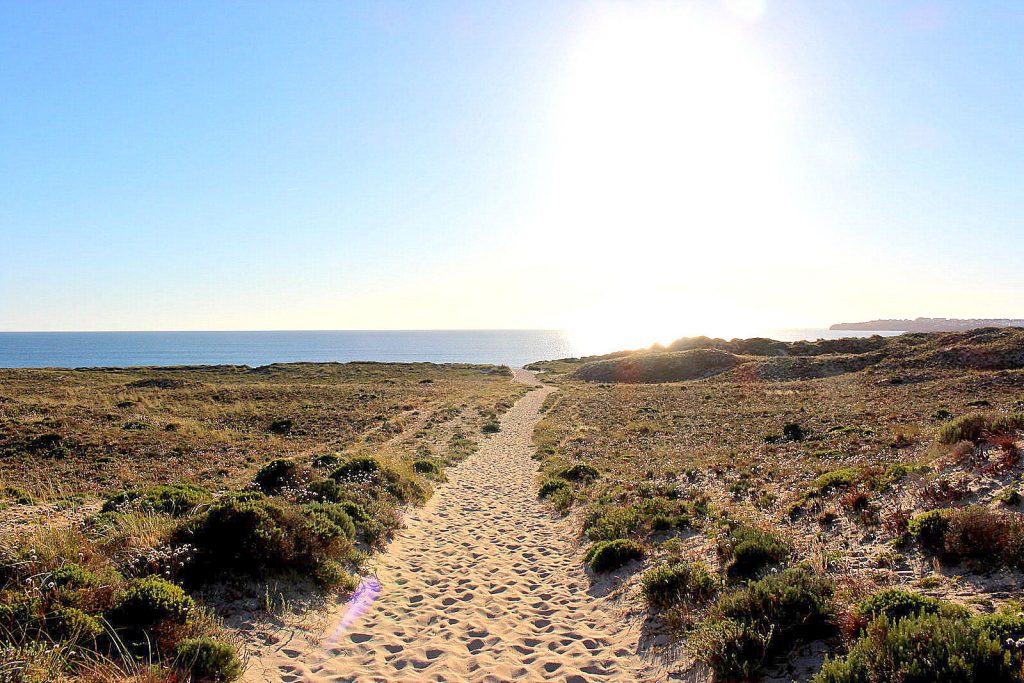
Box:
[532,331,1024,680]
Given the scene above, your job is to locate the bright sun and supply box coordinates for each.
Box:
[535,2,809,350]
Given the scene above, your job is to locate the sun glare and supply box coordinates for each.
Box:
[536,2,810,343]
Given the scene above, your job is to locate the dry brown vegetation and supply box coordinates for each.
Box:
[532,328,1024,681]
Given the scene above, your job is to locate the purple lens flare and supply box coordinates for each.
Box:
[326,576,381,645]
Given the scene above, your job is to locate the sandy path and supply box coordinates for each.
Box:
[244,368,658,683]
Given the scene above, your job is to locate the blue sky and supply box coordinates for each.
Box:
[2,1,1022,338]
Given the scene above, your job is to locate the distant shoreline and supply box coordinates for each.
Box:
[831,318,1024,333]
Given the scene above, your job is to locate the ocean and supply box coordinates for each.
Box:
[0,329,899,369]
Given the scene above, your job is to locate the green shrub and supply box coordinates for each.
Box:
[696,617,771,681]
[908,509,951,553]
[329,458,426,505]
[330,457,381,480]
[717,566,832,632]
[938,413,991,444]
[254,458,306,494]
[813,469,860,494]
[413,459,441,476]
[177,493,354,585]
[175,637,243,682]
[301,502,356,540]
[482,421,501,434]
[641,561,719,611]
[854,589,968,626]
[585,498,690,542]
[975,611,1024,643]
[48,563,101,589]
[815,614,1017,683]
[46,607,103,643]
[700,566,832,679]
[538,478,570,498]
[720,524,791,579]
[312,453,341,469]
[109,576,194,628]
[585,539,645,573]
[559,464,600,482]
[101,483,209,517]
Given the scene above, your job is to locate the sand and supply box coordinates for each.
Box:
[243,368,660,682]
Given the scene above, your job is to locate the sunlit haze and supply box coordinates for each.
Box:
[3,1,1023,347]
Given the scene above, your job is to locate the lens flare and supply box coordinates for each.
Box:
[326,576,381,645]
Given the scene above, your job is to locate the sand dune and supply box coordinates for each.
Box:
[243,368,659,682]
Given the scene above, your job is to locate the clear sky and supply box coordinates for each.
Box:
[2,1,1023,345]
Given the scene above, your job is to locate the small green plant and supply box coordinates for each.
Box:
[908,508,951,553]
[585,539,645,572]
[538,478,570,498]
[698,566,833,679]
[558,463,600,482]
[815,613,1017,683]
[641,561,719,611]
[254,458,308,494]
[175,636,243,681]
[482,421,501,434]
[101,483,210,516]
[854,589,968,627]
[413,459,441,476]
[109,576,194,628]
[177,492,356,587]
[720,524,791,579]
[46,607,103,644]
[330,456,381,480]
[813,468,860,494]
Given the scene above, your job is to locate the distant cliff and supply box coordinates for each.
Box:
[831,317,1024,332]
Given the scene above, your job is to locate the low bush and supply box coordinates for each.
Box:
[175,636,243,681]
[975,611,1024,643]
[641,561,719,611]
[938,414,991,444]
[585,539,645,573]
[813,469,860,494]
[413,459,441,476]
[698,566,833,679]
[908,508,951,553]
[585,498,691,542]
[312,453,341,469]
[815,613,1017,683]
[909,505,1024,568]
[101,483,210,517]
[176,492,356,587]
[937,412,1024,445]
[330,456,380,480]
[853,589,968,628]
[538,478,570,498]
[109,576,194,629]
[482,421,501,434]
[48,563,102,589]
[330,458,427,505]
[719,524,791,579]
[254,458,310,494]
[46,607,103,643]
[301,502,356,540]
[559,464,600,482]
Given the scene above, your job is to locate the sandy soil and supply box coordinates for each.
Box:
[243,368,660,682]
